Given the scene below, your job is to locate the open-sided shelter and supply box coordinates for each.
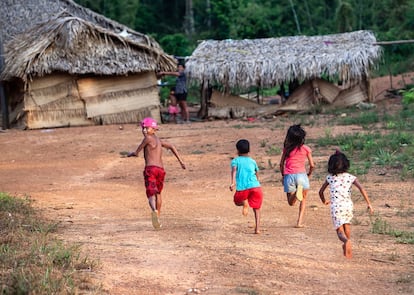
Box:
[0,0,176,129]
[185,30,382,118]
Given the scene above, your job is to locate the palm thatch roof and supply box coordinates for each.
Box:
[0,0,177,81]
[1,0,155,47]
[186,30,382,91]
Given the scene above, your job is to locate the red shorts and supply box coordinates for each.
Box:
[143,166,166,198]
[233,187,263,209]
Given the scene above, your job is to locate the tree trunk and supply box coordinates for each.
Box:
[288,0,301,34]
[206,0,211,29]
[185,0,195,38]
[198,81,210,118]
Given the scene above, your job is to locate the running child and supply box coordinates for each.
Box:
[319,150,373,258]
[279,124,315,228]
[230,139,263,234]
[128,117,186,229]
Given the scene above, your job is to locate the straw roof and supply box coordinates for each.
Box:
[186,30,382,91]
[0,0,177,81]
[1,0,157,47]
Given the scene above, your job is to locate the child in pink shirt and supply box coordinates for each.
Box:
[279,124,315,228]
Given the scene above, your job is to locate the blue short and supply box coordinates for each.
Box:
[283,173,310,193]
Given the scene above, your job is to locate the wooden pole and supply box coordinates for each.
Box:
[374,40,414,45]
[198,81,208,119]
[0,35,9,130]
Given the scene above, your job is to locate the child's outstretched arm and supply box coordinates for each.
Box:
[230,166,236,191]
[128,137,148,157]
[353,179,374,214]
[319,180,330,205]
[161,141,186,169]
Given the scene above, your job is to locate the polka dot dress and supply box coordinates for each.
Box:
[326,173,356,229]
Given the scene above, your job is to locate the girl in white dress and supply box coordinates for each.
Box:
[319,150,373,258]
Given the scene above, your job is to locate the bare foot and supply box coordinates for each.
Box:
[294,224,305,228]
[242,203,248,216]
[254,230,261,234]
[151,210,161,230]
[296,184,303,201]
[343,240,352,258]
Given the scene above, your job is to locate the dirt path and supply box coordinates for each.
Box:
[0,109,413,294]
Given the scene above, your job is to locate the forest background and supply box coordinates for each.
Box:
[74,0,414,78]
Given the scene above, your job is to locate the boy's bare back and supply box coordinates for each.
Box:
[128,118,186,170]
[143,134,164,168]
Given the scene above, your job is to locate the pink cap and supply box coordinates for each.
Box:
[141,117,159,129]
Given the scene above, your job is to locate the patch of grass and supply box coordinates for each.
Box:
[235,286,260,295]
[191,150,205,154]
[373,149,398,166]
[396,275,413,284]
[314,129,414,178]
[265,145,281,156]
[388,252,399,262]
[232,124,261,129]
[0,193,100,294]
[371,216,414,244]
[337,111,379,127]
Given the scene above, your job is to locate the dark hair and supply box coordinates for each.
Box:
[328,150,350,175]
[236,139,250,154]
[283,124,306,158]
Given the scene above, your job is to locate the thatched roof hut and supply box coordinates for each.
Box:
[1,12,175,81]
[186,30,382,118]
[0,0,176,129]
[186,30,381,89]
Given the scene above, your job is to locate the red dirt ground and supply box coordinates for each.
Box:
[0,74,413,294]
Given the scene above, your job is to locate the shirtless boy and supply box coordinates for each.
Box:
[128,117,186,229]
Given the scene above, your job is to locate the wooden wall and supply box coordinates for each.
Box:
[21,72,160,129]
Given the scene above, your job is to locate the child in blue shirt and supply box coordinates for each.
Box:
[229,139,263,234]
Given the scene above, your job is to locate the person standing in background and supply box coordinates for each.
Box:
[159,64,190,123]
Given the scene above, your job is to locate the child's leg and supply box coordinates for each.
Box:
[235,200,249,216]
[148,196,157,211]
[343,223,351,239]
[337,224,352,258]
[286,192,297,206]
[253,208,261,234]
[155,194,162,215]
[295,189,308,227]
[148,195,161,229]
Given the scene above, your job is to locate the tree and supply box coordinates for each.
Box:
[336,1,354,32]
[185,0,195,38]
[288,0,301,34]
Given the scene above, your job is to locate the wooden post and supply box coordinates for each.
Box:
[198,81,210,119]
[0,35,9,130]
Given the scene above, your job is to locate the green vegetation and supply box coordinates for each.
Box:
[312,103,414,179]
[74,0,414,77]
[232,124,261,129]
[265,145,281,156]
[0,193,99,294]
[371,216,414,244]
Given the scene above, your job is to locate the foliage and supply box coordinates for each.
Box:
[401,88,414,105]
[313,105,414,179]
[0,193,99,294]
[73,0,414,74]
[371,216,414,244]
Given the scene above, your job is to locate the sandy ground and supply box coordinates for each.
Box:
[0,75,413,295]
